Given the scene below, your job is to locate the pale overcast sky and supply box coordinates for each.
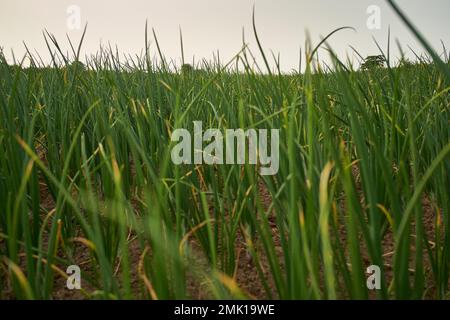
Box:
[0,0,449,71]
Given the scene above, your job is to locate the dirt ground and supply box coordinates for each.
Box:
[0,166,446,300]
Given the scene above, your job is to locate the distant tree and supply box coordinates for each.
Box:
[398,58,414,68]
[181,63,193,75]
[361,55,385,71]
[69,60,86,71]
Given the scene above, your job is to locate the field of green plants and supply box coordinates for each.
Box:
[0,4,449,300]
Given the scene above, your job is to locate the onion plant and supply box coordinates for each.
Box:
[0,1,448,300]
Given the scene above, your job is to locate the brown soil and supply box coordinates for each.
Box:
[0,164,447,300]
